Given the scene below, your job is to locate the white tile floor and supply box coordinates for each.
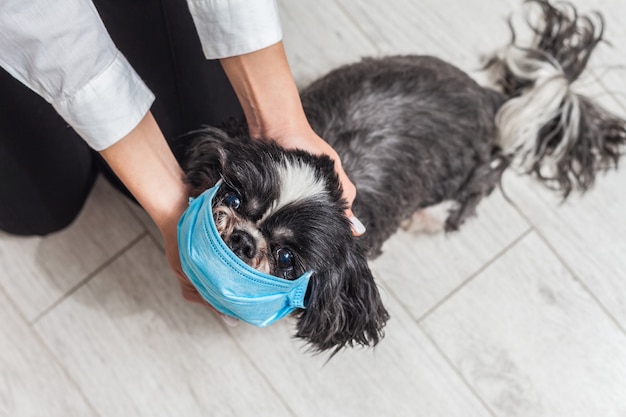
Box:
[2,1,626,416]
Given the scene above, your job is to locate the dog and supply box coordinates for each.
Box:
[177,0,626,354]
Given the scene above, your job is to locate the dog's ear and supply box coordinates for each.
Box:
[295,239,390,356]
[176,127,230,197]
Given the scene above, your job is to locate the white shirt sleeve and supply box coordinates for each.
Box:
[0,0,282,150]
[186,0,283,59]
[0,0,154,151]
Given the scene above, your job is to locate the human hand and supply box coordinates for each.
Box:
[160,198,239,326]
[100,112,239,322]
[159,214,206,305]
[220,42,365,236]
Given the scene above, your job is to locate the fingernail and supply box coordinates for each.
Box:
[349,216,366,235]
[220,314,239,327]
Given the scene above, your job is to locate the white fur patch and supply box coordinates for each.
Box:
[402,201,458,234]
[262,159,327,220]
[493,46,581,175]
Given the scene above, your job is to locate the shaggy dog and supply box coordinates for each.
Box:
[178,0,625,353]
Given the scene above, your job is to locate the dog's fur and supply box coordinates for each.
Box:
[178,0,626,354]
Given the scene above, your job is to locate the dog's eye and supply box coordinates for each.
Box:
[223,191,241,210]
[276,248,295,270]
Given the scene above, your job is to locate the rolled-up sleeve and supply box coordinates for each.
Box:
[0,0,154,151]
[186,0,283,59]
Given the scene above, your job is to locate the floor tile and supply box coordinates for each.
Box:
[222,287,491,417]
[422,232,626,417]
[503,166,626,328]
[0,288,96,417]
[1,1,625,416]
[371,189,530,320]
[278,0,379,86]
[332,0,519,72]
[0,176,144,321]
[35,237,291,417]
[124,200,164,250]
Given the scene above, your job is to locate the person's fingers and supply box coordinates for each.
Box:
[333,158,365,236]
[177,277,207,304]
[177,274,240,325]
[271,131,365,235]
[347,209,366,236]
[219,314,240,327]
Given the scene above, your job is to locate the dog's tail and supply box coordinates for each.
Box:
[485,0,626,197]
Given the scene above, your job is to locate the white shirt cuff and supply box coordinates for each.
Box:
[51,52,155,151]
[187,0,283,59]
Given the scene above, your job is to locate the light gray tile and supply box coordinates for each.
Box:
[3,1,624,416]
[0,288,96,417]
[35,237,291,417]
[423,232,626,416]
[124,199,164,250]
[327,0,518,73]
[222,288,491,417]
[371,189,530,320]
[503,166,626,328]
[0,176,144,321]
[569,8,626,120]
[489,0,626,327]
[278,0,378,86]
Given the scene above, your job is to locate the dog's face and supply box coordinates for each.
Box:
[179,127,389,353]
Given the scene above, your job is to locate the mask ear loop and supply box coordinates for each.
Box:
[303,275,316,308]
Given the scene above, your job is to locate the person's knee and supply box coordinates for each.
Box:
[0,209,81,236]
[0,166,97,237]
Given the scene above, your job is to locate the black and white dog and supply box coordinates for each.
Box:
[179,0,626,353]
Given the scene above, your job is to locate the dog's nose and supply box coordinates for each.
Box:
[227,230,257,261]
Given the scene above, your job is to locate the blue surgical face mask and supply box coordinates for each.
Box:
[177,180,313,327]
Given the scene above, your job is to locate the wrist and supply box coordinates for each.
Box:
[99,111,189,234]
[220,42,310,140]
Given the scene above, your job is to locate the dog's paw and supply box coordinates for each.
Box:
[402,201,458,234]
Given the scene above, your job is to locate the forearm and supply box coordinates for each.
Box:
[99,111,188,234]
[0,0,154,151]
[219,42,363,233]
[220,42,310,142]
[99,111,217,305]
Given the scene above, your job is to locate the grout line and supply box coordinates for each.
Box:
[30,324,105,417]
[413,227,534,324]
[533,228,626,337]
[0,278,104,417]
[122,198,166,251]
[419,325,500,417]
[0,182,146,416]
[590,69,626,112]
[31,232,148,325]
[145,231,165,253]
[503,178,626,337]
[0,279,34,331]
[375,227,535,417]
[218,324,300,417]
[331,0,384,55]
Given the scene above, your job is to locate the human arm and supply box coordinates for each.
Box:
[220,42,363,232]
[0,0,153,151]
[98,111,209,305]
[186,0,364,233]
[0,1,205,303]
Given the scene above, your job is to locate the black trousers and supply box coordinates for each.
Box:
[0,0,243,235]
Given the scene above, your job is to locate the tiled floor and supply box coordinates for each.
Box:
[2,1,626,416]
